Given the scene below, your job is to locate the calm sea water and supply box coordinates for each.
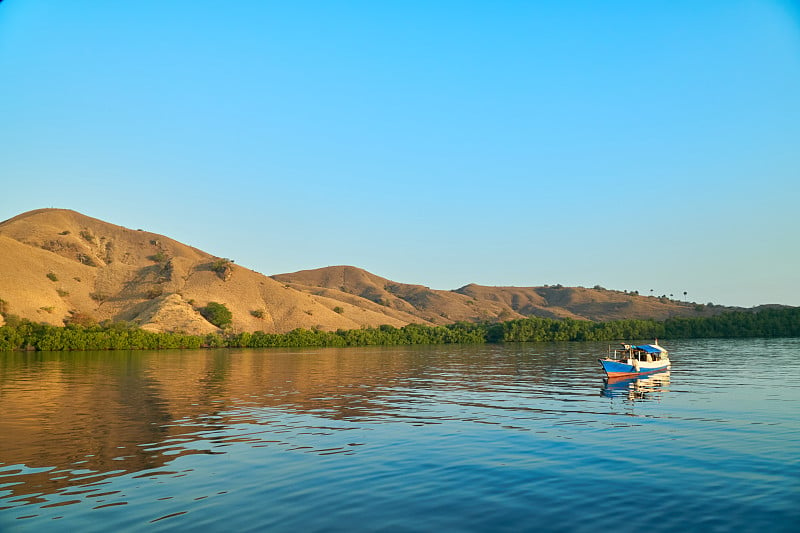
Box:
[0,339,798,532]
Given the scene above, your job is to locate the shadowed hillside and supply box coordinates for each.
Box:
[1,209,730,334]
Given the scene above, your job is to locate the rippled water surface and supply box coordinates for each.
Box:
[1,339,798,531]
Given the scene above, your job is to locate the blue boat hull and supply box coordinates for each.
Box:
[598,358,670,378]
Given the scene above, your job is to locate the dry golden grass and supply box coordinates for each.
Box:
[0,210,408,333]
[275,266,719,324]
[0,209,721,333]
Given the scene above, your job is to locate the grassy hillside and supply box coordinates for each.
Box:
[1,209,731,334]
[0,209,408,333]
[273,266,724,325]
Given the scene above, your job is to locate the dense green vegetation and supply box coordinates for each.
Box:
[200,302,233,328]
[0,318,204,351]
[0,307,797,352]
[496,308,800,342]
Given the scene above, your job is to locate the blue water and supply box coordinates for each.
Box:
[1,339,798,531]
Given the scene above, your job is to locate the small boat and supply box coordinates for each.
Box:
[598,341,671,378]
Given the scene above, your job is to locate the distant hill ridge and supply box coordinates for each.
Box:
[273,266,724,325]
[0,209,736,333]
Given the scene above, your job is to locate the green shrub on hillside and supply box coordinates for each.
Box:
[201,302,232,328]
[149,251,168,263]
[211,259,232,273]
[209,259,234,281]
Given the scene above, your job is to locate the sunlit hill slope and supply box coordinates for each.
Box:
[0,209,726,333]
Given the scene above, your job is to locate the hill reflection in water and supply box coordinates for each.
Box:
[0,347,553,499]
[1,340,798,531]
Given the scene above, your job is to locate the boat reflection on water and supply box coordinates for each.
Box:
[601,371,671,401]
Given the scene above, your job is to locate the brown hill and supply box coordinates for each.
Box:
[272,266,507,324]
[455,284,710,321]
[0,209,727,334]
[0,209,409,333]
[272,266,722,324]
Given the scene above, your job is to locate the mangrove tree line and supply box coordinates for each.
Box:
[0,307,797,352]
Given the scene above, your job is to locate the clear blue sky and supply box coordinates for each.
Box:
[2,0,799,307]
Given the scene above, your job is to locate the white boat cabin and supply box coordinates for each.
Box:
[613,343,668,363]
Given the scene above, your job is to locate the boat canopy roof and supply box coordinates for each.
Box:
[634,344,666,354]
